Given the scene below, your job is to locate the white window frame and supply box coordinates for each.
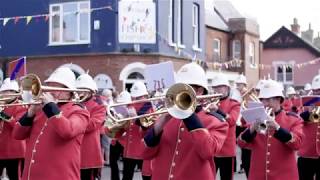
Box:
[249,42,256,68]
[49,1,91,46]
[213,38,221,61]
[192,3,201,52]
[232,40,241,59]
[273,61,295,85]
[168,0,176,47]
[177,0,185,49]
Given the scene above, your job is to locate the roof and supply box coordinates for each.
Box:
[214,0,243,22]
[205,8,230,32]
[264,26,320,56]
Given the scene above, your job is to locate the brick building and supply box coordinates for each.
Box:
[0,0,206,92]
[205,0,261,87]
[261,18,320,89]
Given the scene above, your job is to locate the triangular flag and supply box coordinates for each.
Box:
[26,16,32,24]
[3,18,10,26]
[14,17,20,24]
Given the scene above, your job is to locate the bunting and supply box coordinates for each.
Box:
[0,5,319,72]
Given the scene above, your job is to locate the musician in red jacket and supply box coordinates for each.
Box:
[298,74,320,180]
[238,79,303,180]
[120,81,153,180]
[143,63,229,180]
[107,91,131,180]
[76,73,106,180]
[208,73,240,180]
[13,67,90,180]
[0,78,26,180]
[283,86,301,114]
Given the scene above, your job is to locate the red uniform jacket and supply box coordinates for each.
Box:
[0,106,26,159]
[238,111,303,180]
[283,98,302,113]
[298,111,320,158]
[143,109,229,180]
[215,98,240,157]
[81,95,106,169]
[282,98,293,112]
[13,102,89,180]
[291,98,302,113]
[120,102,153,159]
[119,102,154,176]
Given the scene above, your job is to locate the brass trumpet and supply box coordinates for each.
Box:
[0,74,91,108]
[240,88,275,132]
[241,88,260,109]
[309,107,320,123]
[107,83,222,123]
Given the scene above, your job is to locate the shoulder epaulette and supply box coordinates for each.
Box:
[206,111,226,122]
[286,111,299,118]
[94,95,104,105]
[73,103,86,109]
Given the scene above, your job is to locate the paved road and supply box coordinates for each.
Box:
[101,147,247,180]
[101,165,247,180]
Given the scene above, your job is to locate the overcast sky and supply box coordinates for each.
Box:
[205,0,320,41]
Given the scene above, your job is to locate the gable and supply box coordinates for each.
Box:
[264,26,320,56]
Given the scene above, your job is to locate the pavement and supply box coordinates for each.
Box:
[101,147,247,180]
[101,165,247,179]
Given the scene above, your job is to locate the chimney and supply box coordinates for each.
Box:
[313,32,320,49]
[301,23,314,43]
[291,18,300,35]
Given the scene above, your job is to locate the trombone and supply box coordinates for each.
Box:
[0,74,91,108]
[0,92,22,102]
[240,87,273,133]
[107,83,223,123]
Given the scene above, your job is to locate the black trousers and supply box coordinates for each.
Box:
[110,141,124,180]
[240,148,251,177]
[214,157,234,180]
[298,157,320,180]
[81,168,101,180]
[122,158,151,180]
[0,158,24,180]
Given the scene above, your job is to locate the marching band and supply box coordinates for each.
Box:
[0,62,318,180]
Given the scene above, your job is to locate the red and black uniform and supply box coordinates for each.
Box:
[214,97,240,180]
[13,102,89,180]
[298,111,320,180]
[80,95,106,180]
[143,106,229,180]
[238,110,303,180]
[0,104,26,180]
[121,102,154,180]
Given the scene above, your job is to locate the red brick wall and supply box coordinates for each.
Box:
[9,54,189,91]
[205,27,230,63]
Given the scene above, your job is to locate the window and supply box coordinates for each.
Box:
[249,42,255,67]
[232,40,241,59]
[192,3,200,49]
[168,0,175,44]
[177,0,183,46]
[49,1,90,45]
[213,39,221,61]
[276,64,293,84]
